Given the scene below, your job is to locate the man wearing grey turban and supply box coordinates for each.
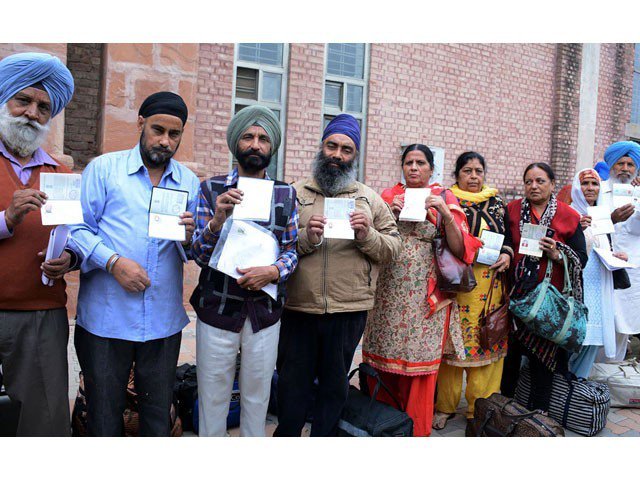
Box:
[190,105,299,436]
[0,52,76,436]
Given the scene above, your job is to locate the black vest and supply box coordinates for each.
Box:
[189,175,296,333]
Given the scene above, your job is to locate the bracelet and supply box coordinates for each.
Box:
[445,216,455,226]
[311,236,324,248]
[106,254,121,274]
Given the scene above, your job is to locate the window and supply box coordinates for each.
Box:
[233,43,288,180]
[323,43,369,180]
[632,44,640,125]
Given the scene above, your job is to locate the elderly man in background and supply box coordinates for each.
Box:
[69,92,200,436]
[274,114,401,437]
[190,105,298,437]
[596,141,640,361]
[0,52,75,436]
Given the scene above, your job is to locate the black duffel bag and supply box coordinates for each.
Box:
[338,363,413,437]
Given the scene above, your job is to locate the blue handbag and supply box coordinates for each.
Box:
[508,251,587,352]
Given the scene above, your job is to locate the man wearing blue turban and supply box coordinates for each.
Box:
[274,114,401,437]
[0,52,76,435]
[596,140,640,362]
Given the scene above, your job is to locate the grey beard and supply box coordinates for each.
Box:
[312,150,358,197]
[0,103,50,157]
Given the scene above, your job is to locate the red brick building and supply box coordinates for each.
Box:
[2,43,639,314]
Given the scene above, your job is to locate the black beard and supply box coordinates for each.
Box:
[236,148,271,173]
[139,133,176,168]
[312,150,358,197]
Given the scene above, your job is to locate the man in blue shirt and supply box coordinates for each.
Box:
[69,92,200,436]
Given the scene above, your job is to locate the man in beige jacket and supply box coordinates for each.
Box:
[274,114,401,436]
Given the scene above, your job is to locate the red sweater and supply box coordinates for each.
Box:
[507,198,581,291]
[0,155,71,310]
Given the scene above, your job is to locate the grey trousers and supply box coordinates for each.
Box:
[0,308,70,436]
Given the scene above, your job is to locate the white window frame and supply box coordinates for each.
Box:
[322,43,370,181]
[231,44,289,180]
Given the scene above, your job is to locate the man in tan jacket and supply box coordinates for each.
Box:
[274,114,401,436]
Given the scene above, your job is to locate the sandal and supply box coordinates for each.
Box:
[432,412,455,430]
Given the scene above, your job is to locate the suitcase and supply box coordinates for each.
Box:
[338,363,413,437]
[469,393,564,437]
[589,361,640,408]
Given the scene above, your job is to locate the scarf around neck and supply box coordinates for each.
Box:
[450,184,498,204]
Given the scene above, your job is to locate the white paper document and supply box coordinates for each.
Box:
[611,184,640,210]
[587,205,615,236]
[399,188,431,222]
[233,177,274,222]
[41,225,70,286]
[324,198,356,240]
[518,223,553,258]
[40,173,83,225]
[210,220,279,299]
[593,247,639,271]
[476,230,505,265]
[148,187,189,241]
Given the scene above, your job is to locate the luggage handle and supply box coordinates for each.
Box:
[348,363,404,411]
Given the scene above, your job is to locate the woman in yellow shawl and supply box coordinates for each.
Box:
[433,152,513,430]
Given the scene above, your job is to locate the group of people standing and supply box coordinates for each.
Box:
[1,51,639,438]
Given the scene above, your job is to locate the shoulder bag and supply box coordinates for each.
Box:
[508,251,587,352]
[478,272,510,350]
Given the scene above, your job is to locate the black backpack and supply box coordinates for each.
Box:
[173,363,198,431]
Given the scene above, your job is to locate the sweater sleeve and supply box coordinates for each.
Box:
[566,223,588,269]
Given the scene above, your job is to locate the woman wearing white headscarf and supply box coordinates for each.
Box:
[568,168,627,377]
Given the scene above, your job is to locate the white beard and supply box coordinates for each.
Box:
[610,171,633,185]
[0,103,50,157]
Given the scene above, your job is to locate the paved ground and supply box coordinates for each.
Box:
[66,316,640,437]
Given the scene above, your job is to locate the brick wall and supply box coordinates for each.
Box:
[594,43,635,162]
[365,43,557,201]
[64,43,104,169]
[283,44,326,183]
[193,43,235,179]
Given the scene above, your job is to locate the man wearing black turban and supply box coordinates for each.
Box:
[68,92,200,436]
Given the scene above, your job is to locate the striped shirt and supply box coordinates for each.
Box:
[192,168,298,282]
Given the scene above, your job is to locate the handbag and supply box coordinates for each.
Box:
[468,393,564,437]
[516,363,610,436]
[478,272,510,350]
[433,192,476,293]
[338,363,413,437]
[508,251,587,352]
[612,269,631,290]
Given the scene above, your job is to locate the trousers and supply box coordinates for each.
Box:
[501,334,568,411]
[74,325,181,436]
[0,308,70,436]
[435,359,504,418]
[196,318,280,437]
[274,309,367,437]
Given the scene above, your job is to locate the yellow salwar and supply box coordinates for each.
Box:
[435,359,504,418]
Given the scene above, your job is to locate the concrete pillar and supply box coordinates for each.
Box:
[576,43,601,172]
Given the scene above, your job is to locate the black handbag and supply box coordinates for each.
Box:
[338,363,413,437]
[613,269,631,290]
